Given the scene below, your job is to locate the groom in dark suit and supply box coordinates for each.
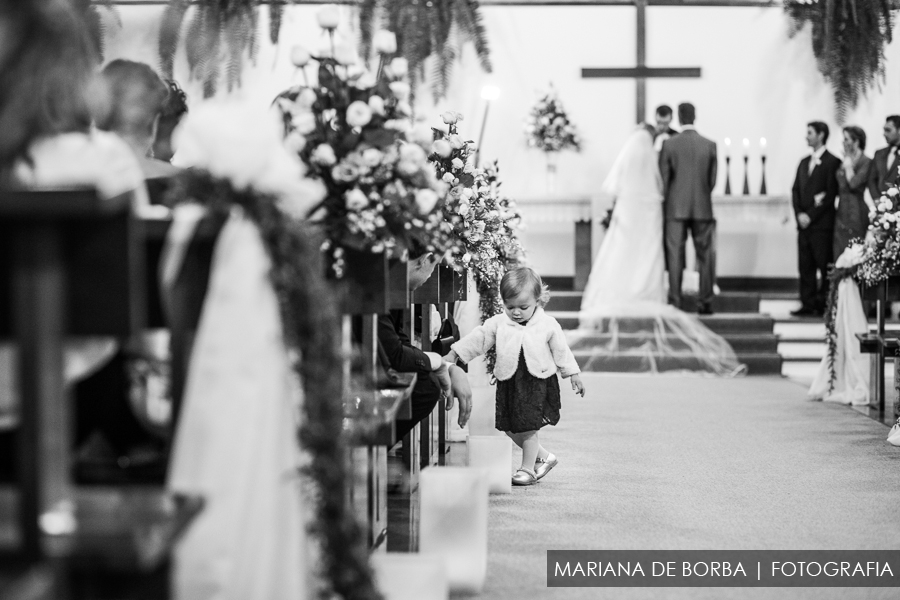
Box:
[791,121,840,317]
[659,103,718,314]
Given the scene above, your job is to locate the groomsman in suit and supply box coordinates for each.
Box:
[791,121,841,317]
[867,115,900,204]
[660,102,718,314]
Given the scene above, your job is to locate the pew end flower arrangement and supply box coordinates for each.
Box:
[275,17,457,277]
[427,110,525,371]
[824,185,900,394]
[164,100,379,599]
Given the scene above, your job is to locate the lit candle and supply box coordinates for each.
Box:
[760,137,767,156]
[725,138,731,156]
[742,138,750,155]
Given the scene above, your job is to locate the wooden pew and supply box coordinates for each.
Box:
[0,190,202,597]
[858,276,900,419]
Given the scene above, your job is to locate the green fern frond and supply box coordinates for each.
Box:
[453,0,492,73]
[159,0,190,78]
[431,38,457,102]
[269,0,284,45]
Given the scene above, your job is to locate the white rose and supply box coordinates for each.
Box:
[886,199,894,211]
[285,132,306,154]
[432,139,452,158]
[346,101,373,127]
[345,188,369,210]
[292,111,317,135]
[362,147,383,167]
[415,188,439,214]
[389,81,410,101]
[451,157,464,170]
[353,69,377,90]
[368,95,385,115]
[447,134,464,150]
[463,163,475,174]
[290,45,311,67]
[399,143,427,166]
[373,30,397,54]
[457,202,470,216]
[440,111,463,125]
[311,144,337,166]
[461,187,474,199]
[889,188,899,197]
[441,172,455,183]
[397,161,420,176]
[389,57,408,78]
[316,4,340,29]
[296,88,317,109]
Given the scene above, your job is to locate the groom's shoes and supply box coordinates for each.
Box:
[790,307,816,317]
[697,304,713,316]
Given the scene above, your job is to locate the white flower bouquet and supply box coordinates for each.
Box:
[524,86,582,153]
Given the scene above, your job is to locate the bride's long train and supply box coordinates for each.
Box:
[570,301,747,376]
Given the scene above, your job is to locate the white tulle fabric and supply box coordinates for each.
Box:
[808,279,870,406]
[166,209,308,600]
[577,127,744,376]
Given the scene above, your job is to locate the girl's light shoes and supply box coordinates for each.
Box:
[534,454,558,480]
[512,468,537,486]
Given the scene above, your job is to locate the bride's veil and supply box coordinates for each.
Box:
[601,124,662,201]
[573,124,745,376]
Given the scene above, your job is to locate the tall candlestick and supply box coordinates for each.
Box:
[742,138,751,195]
[759,137,767,195]
[724,138,732,196]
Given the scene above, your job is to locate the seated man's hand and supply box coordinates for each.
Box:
[447,364,473,428]
[797,212,811,229]
[433,362,452,401]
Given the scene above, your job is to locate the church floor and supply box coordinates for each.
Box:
[398,374,899,600]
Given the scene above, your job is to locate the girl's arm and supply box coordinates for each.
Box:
[548,322,580,378]
[449,318,499,364]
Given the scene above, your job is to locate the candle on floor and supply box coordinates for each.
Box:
[467,435,513,494]
[371,553,449,600]
[420,467,489,593]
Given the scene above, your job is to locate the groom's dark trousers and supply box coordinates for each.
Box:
[659,128,718,310]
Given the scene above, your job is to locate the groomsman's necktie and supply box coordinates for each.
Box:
[888,146,898,172]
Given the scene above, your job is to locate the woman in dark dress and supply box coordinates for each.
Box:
[834,126,873,258]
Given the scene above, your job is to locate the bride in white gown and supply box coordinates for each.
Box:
[574,124,745,375]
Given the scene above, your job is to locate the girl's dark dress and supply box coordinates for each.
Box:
[495,349,561,434]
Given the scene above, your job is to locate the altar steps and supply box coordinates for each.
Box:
[546,289,783,374]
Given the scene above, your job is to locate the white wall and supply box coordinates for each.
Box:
[100,3,900,277]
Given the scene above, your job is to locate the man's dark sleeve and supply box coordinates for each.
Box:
[377,310,432,373]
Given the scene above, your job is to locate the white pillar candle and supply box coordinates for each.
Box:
[467,385,501,437]
[419,467,489,593]
[467,435,512,494]
[371,553,449,600]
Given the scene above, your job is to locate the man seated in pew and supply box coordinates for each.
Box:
[0,0,160,480]
[152,78,189,165]
[378,246,473,445]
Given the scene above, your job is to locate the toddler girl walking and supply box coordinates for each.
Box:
[445,267,585,486]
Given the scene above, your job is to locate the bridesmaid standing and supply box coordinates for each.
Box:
[834,126,873,258]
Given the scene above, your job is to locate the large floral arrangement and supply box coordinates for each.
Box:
[426,111,524,370]
[170,101,382,600]
[525,86,582,153]
[275,15,457,276]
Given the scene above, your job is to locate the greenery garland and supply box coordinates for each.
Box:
[159,0,279,97]
[823,265,855,393]
[164,170,382,600]
[359,0,492,101]
[785,0,894,123]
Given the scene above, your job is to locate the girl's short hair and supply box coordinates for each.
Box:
[499,267,551,307]
[96,59,169,138]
